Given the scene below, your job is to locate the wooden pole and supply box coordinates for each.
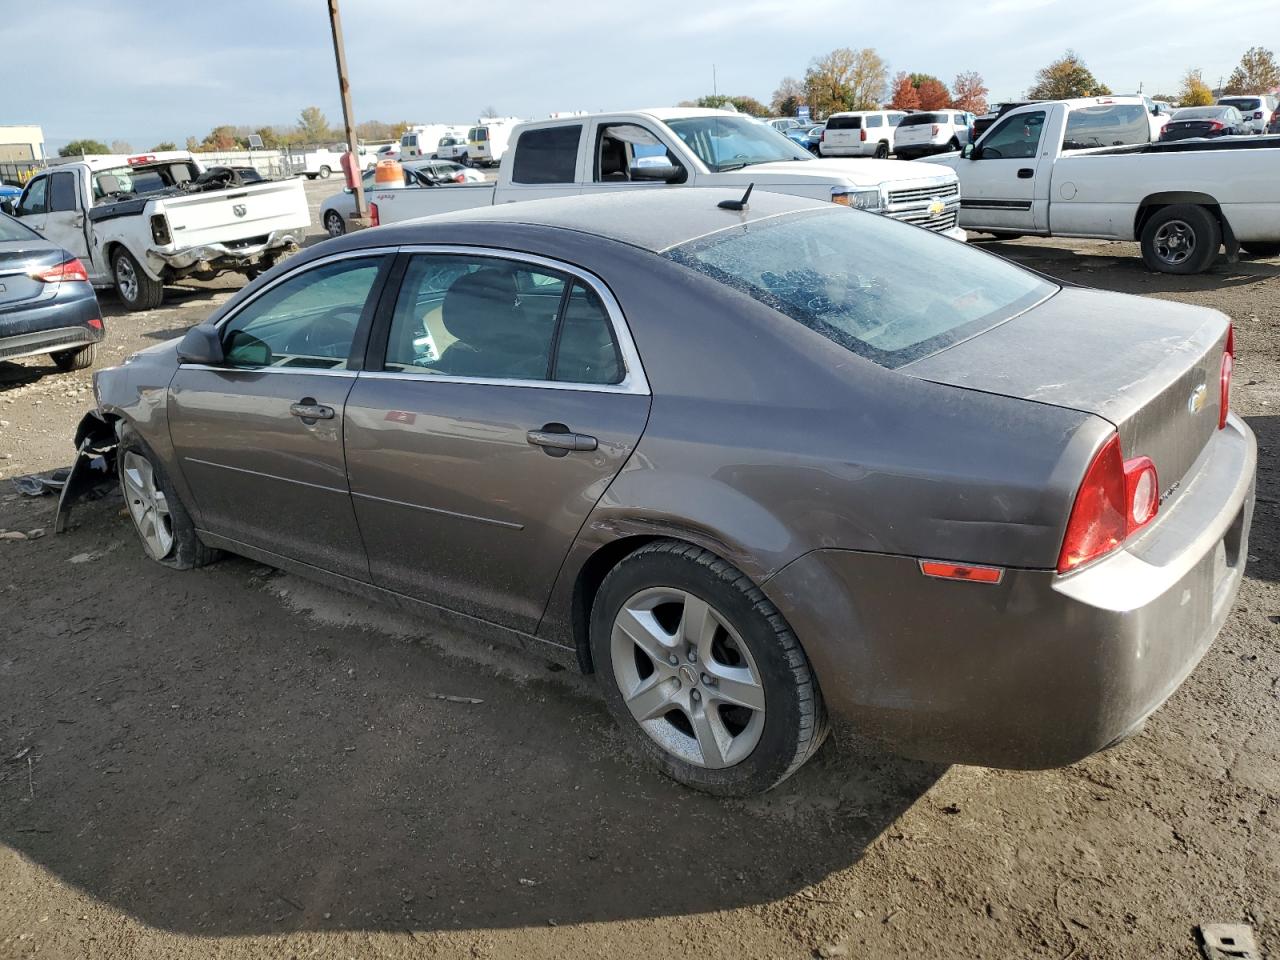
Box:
[328,0,364,221]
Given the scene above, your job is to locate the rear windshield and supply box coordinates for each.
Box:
[0,214,40,242]
[1173,107,1226,119]
[91,161,197,200]
[898,113,945,126]
[1219,98,1260,110]
[470,127,488,141]
[825,115,862,130]
[666,209,1055,369]
[1061,103,1150,149]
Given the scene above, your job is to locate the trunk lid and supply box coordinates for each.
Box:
[0,243,63,309]
[153,179,310,247]
[904,287,1229,496]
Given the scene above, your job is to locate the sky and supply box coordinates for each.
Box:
[6,0,1274,150]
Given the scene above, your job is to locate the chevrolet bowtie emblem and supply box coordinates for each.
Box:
[928,200,946,217]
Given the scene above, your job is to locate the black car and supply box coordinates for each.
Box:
[1160,106,1247,141]
[0,213,104,371]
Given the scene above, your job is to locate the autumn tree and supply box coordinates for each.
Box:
[1178,68,1214,106]
[951,71,989,114]
[804,47,888,117]
[58,139,109,157]
[296,106,332,144]
[916,77,951,110]
[771,76,805,116]
[1027,50,1110,99]
[888,72,920,110]
[1224,46,1279,94]
[201,125,241,150]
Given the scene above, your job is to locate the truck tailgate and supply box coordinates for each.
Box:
[370,182,497,225]
[157,180,310,247]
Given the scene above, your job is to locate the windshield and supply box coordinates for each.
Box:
[0,214,40,242]
[666,208,1055,369]
[666,115,811,172]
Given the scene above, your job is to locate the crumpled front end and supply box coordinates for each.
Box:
[147,228,304,276]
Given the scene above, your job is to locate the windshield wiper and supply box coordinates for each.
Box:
[716,162,749,171]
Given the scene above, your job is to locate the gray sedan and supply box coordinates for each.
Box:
[78,189,1255,795]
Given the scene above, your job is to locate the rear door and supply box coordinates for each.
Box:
[961,107,1051,232]
[507,123,585,201]
[343,247,651,632]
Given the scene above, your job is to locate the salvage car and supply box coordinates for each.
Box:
[0,212,103,371]
[3,152,310,310]
[74,189,1255,796]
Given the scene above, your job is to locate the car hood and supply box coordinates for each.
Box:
[713,158,957,188]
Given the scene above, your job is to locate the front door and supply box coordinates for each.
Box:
[167,253,391,580]
[38,171,94,270]
[959,108,1049,232]
[344,250,650,632]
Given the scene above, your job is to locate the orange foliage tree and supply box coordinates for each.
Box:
[951,71,989,114]
[888,72,920,110]
[916,77,952,110]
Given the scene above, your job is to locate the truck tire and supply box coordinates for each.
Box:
[1140,204,1220,274]
[317,165,332,179]
[112,248,164,311]
[1242,242,1280,259]
[52,344,96,372]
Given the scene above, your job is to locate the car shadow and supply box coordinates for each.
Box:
[1244,414,1278,585]
[0,497,944,936]
[0,360,49,390]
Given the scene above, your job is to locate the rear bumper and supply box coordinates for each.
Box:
[763,414,1256,768]
[147,228,304,275]
[820,144,876,157]
[0,284,104,361]
[895,142,953,158]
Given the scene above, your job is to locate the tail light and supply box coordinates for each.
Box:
[150,214,171,245]
[369,201,379,227]
[1057,433,1160,574]
[30,258,89,283]
[87,318,103,331]
[1254,111,1264,120]
[1208,121,1224,131]
[454,173,466,183]
[820,130,826,141]
[931,124,940,136]
[1219,326,1234,430]
[860,128,867,142]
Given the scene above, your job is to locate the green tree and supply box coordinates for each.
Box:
[296,106,331,144]
[1026,50,1110,99]
[201,125,241,150]
[1178,68,1214,106]
[151,141,178,151]
[58,139,109,157]
[185,136,201,152]
[728,95,769,117]
[1224,46,1279,94]
[695,94,734,110]
[252,126,280,149]
[771,76,805,116]
[804,47,888,117]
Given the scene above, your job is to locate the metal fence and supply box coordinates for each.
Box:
[0,160,44,186]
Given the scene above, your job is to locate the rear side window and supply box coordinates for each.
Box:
[826,116,861,130]
[511,125,581,184]
[1062,103,1150,149]
[667,208,1055,369]
[866,115,883,127]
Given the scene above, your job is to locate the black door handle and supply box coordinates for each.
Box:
[527,425,597,455]
[1017,168,1034,179]
[290,400,335,421]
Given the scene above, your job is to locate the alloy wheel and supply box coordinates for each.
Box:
[122,451,175,560]
[1153,219,1195,265]
[611,587,766,769]
[325,212,346,238]
[115,256,138,302]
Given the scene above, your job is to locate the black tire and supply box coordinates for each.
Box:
[1140,204,1221,274]
[111,247,164,311]
[305,173,318,181]
[324,210,347,238]
[947,138,960,151]
[1242,242,1280,258]
[590,540,828,796]
[51,344,96,371]
[117,426,220,571]
[317,165,332,179]
[874,142,889,159]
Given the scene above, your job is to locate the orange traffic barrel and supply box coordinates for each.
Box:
[374,158,404,187]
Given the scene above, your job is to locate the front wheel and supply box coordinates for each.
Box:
[1140,204,1220,274]
[112,248,164,311]
[591,541,828,796]
[324,210,347,238]
[51,344,96,371]
[118,429,220,570]
[1242,242,1280,258]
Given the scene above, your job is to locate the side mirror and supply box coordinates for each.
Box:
[0,199,14,215]
[962,143,977,160]
[176,323,225,365]
[630,162,685,183]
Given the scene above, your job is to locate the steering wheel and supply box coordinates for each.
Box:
[301,309,361,358]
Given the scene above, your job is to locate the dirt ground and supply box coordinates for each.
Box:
[1,182,1277,959]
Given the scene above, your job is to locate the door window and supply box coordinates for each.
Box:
[594,123,679,182]
[17,177,48,215]
[979,110,1046,159]
[511,125,582,184]
[48,173,79,212]
[383,255,622,385]
[218,257,384,370]
[866,115,883,128]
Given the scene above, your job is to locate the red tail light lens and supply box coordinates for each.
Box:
[1057,434,1160,574]
[860,128,867,142]
[369,201,380,227]
[87,318,104,331]
[1208,121,1223,131]
[1254,111,1264,119]
[30,258,89,283]
[1219,326,1234,430]
[931,124,940,136]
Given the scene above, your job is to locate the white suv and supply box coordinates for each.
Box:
[1217,95,1279,134]
[892,111,975,159]
[819,110,906,159]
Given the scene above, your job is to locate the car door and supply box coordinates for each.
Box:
[343,248,651,632]
[580,120,685,196]
[507,123,585,201]
[12,174,49,234]
[960,108,1049,232]
[36,171,94,270]
[167,250,394,580]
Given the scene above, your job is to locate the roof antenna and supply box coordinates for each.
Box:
[718,182,753,211]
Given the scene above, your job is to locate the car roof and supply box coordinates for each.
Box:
[373,188,830,254]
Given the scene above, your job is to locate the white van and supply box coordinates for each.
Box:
[400,124,465,159]
[819,110,907,159]
[467,120,519,167]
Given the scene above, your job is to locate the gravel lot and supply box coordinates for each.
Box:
[1,179,1277,959]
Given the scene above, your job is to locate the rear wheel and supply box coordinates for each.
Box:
[874,142,890,159]
[1242,242,1280,259]
[590,540,828,796]
[1140,204,1220,274]
[118,428,219,570]
[947,137,960,151]
[324,210,347,238]
[112,248,164,311]
[51,344,96,372]
[317,165,332,179]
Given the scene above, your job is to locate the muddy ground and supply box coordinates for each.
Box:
[1,181,1277,959]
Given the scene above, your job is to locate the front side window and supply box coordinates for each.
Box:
[511,125,582,184]
[1061,103,1149,149]
[219,257,383,370]
[979,110,1046,159]
[666,115,811,171]
[384,255,622,385]
[667,208,1055,369]
[594,123,679,182]
[17,177,47,215]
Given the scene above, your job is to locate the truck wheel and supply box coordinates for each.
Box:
[317,165,332,179]
[1140,205,1220,274]
[875,142,890,159]
[324,211,347,237]
[1242,242,1280,258]
[51,344,96,372]
[112,248,164,311]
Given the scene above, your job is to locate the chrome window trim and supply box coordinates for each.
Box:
[381,243,651,396]
[178,365,358,378]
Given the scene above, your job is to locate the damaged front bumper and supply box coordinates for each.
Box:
[54,410,119,534]
[147,228,304,275]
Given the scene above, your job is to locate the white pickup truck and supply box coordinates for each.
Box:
[4,152,310,309]
[368,109,965,240]
[922,97,1280,273]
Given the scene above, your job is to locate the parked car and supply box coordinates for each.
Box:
[819,110,907,158]
[3,152,310,310]
[1216,95,1279,134]
[1270,108,1280,135]
[766,118,803,133]
[893,111,975,159]
[77,188,1255,795]
[924,97,1280,271]
[320,162,486,237]
[0,212,104,371]
[802,123,825,153]
[1141,96,1173,139]
[1160,106,1248,141]
[367,109,963,241]
[434,136,471,163]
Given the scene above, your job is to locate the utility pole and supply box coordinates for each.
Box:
[712,64,718,98]
[327,0,364,222]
